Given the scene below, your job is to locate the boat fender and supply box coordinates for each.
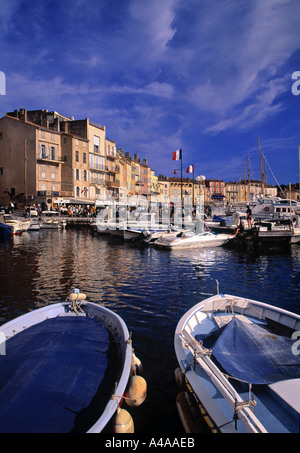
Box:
[68,292,86,301]
[174,367,184,388]
[176,392,208,433]
[131,352,143,374]
[125,375,147,407]
[111,407,134,433]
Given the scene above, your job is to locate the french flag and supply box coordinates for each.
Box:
[172,149,181,160]
[186,165,194,173]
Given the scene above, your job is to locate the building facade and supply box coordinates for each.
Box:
[0,107,284,211]
[0,114,65,210]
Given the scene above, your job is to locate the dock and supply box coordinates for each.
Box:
[64,217,94,228]
[232,227,300,249]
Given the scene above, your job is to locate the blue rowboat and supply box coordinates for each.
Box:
[0,291,146,433]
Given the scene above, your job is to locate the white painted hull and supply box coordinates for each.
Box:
[155,232,233,249]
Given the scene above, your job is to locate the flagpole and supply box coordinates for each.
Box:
[192,166,194,208]
[180,148,183,225]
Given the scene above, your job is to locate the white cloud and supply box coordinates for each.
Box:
[0,0,22,35]
[173,0,300,131]
[129,0,177,56]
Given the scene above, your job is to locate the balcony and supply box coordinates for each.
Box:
[90,164,108,171]
[90,177,107,186]
[107,180,120,188]
[36,190,62,197]
[107,165,120,173]
[37,155,65,164]
[106,150,117,159]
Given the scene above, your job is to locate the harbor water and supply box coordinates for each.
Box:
[0,228,300,433]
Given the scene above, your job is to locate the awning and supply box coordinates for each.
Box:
[53,198,95,205]
[212,195,226,199]
[67,199,95,205]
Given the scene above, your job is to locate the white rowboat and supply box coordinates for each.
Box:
[175,289,300,433]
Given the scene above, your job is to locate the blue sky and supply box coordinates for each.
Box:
[0,0,300,185]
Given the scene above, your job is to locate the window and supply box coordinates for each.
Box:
[83,170,87,181]
[0,132,2,140]
[101,156,105,170]
[51,166,55,180]
[0,167,3,175]
[76,169,80,180]
[83,152,86,163]
[76,150,79,162]
[50,146,56,160]
[39,144,48,158]
[40,131,45,138]
[94,135,100,153]
[41,165,46,179]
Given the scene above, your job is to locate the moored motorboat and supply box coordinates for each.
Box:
[3,214,30,233]
[155,230,233,249]
[40,218,66,229]
[123,225,174,242]
[0,290,146,433]
[0,213,22,235]
[28,221,41,231]
[174,287,300,433]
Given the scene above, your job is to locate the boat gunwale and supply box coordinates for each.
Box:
[175,294,300,334]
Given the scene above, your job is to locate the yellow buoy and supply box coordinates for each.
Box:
[68,292,86,301]
[131,352,143,375]
[125,375,147,407]
[111,407,134,433]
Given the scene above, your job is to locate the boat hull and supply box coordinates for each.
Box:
[155,232,232,249]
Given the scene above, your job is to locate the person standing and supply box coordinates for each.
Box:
[246,205,252,228]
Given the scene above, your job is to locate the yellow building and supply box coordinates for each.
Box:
[65,117,106,202]
[106,138,120,199]
[117,149,127,202]
[60,133,89,200]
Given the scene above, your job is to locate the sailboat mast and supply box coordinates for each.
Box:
[248,153,251,202]
[258,135,265,197]
[298,145,300,199]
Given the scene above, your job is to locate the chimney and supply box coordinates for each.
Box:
[19,108,27,122]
